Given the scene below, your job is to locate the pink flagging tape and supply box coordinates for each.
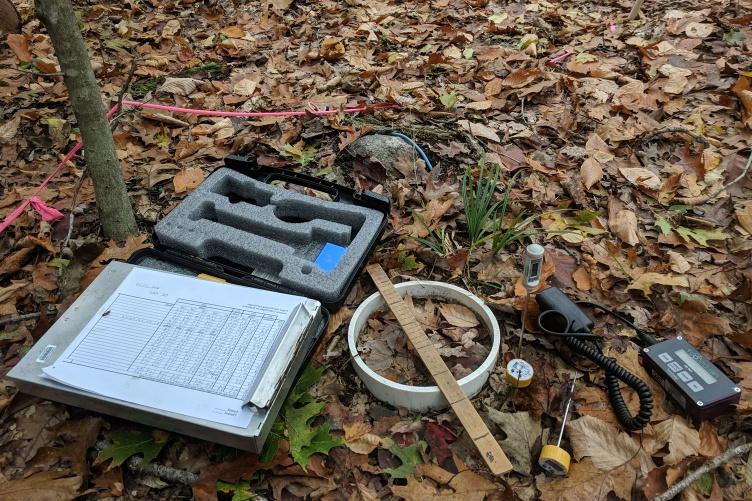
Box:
[0,99,393,234]
[29,197,64,222]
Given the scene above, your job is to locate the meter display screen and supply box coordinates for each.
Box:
[676,349,717,384]
[530,261,540,279]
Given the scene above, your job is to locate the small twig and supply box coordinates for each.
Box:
[705,148,752,201]
[116,55,138,115]
[126,455,199,485]
[61,165,89,250]
[0,312,41,327]
[4,66,65,77]
[95,439,198,485]
[654,442,752,501]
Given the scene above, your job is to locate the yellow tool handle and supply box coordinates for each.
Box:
[366,264,513,475]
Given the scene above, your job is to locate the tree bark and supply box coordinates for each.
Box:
[36,0,137,240]
[628,0,646,21]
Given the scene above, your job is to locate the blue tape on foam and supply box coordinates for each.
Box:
[314,243,347,272]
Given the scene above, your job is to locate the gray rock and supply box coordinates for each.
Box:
[346,134,415,169]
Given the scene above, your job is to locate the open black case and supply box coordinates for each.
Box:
[9,156,389,452]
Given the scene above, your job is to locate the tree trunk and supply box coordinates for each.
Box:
[628,0,646,21]
[36,0,137,240]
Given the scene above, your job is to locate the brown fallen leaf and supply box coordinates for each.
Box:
[391,466,497,501]
[538,458,637,501]
[698,421,724,457]
[627,272,689,296]
[0,470,81,501]
[403,195,457,238]
[648,416,700,465]
[193,442,293,501]
[269,475,337,500]
[609,209,640,246]
[0,247,34,276]
[640,465,669,500]
[174,167,205,193]
[0,114,20,142]
[0,281,28,304]
[344,433,381,455]
[574,385,623,426]
[485,408,541,475]
[92,466,124,497]
[93,234,150,266]
[6,33,32,62]
[320,36,345,60]
[667,250,691,273]
[457,120,500,143]
[737,203,752,234]
[567,415,655,474]
[659,302,733,346]
[502,67,543,89]
[580,157,603,189]
[619,167,662,191]
[732,77,752,129]
[158,77,202,96]
[29,417,104,478]
[572,266,592,290]
[161,19,181,37]
[438,303,479,328]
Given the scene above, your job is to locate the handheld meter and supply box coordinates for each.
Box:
[640,337,741,422]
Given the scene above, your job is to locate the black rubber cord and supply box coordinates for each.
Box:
[563,335,653,431]
[537,304,655,431]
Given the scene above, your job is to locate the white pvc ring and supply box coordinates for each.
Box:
[348,280,501,412]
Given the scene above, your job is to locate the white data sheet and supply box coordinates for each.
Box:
[43,266,307,428]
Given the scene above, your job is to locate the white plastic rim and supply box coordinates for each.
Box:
[348,280,501,412]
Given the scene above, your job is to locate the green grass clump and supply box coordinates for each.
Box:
[462,163,533,254]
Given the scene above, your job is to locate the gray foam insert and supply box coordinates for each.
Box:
[155,168,384,302]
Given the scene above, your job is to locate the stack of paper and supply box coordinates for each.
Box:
[42,266,313,428]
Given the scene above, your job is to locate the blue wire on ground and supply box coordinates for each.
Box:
[388,131,434,172]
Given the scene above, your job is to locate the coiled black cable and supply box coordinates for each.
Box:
[537,304,654,431]
[562,335,653,431]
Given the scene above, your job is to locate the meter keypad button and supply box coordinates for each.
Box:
[688,381,704,392]
[667,361,682,372]
[658,353,673,363]
[677,371,693,382]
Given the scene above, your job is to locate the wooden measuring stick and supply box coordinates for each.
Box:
[366,264,513,475]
